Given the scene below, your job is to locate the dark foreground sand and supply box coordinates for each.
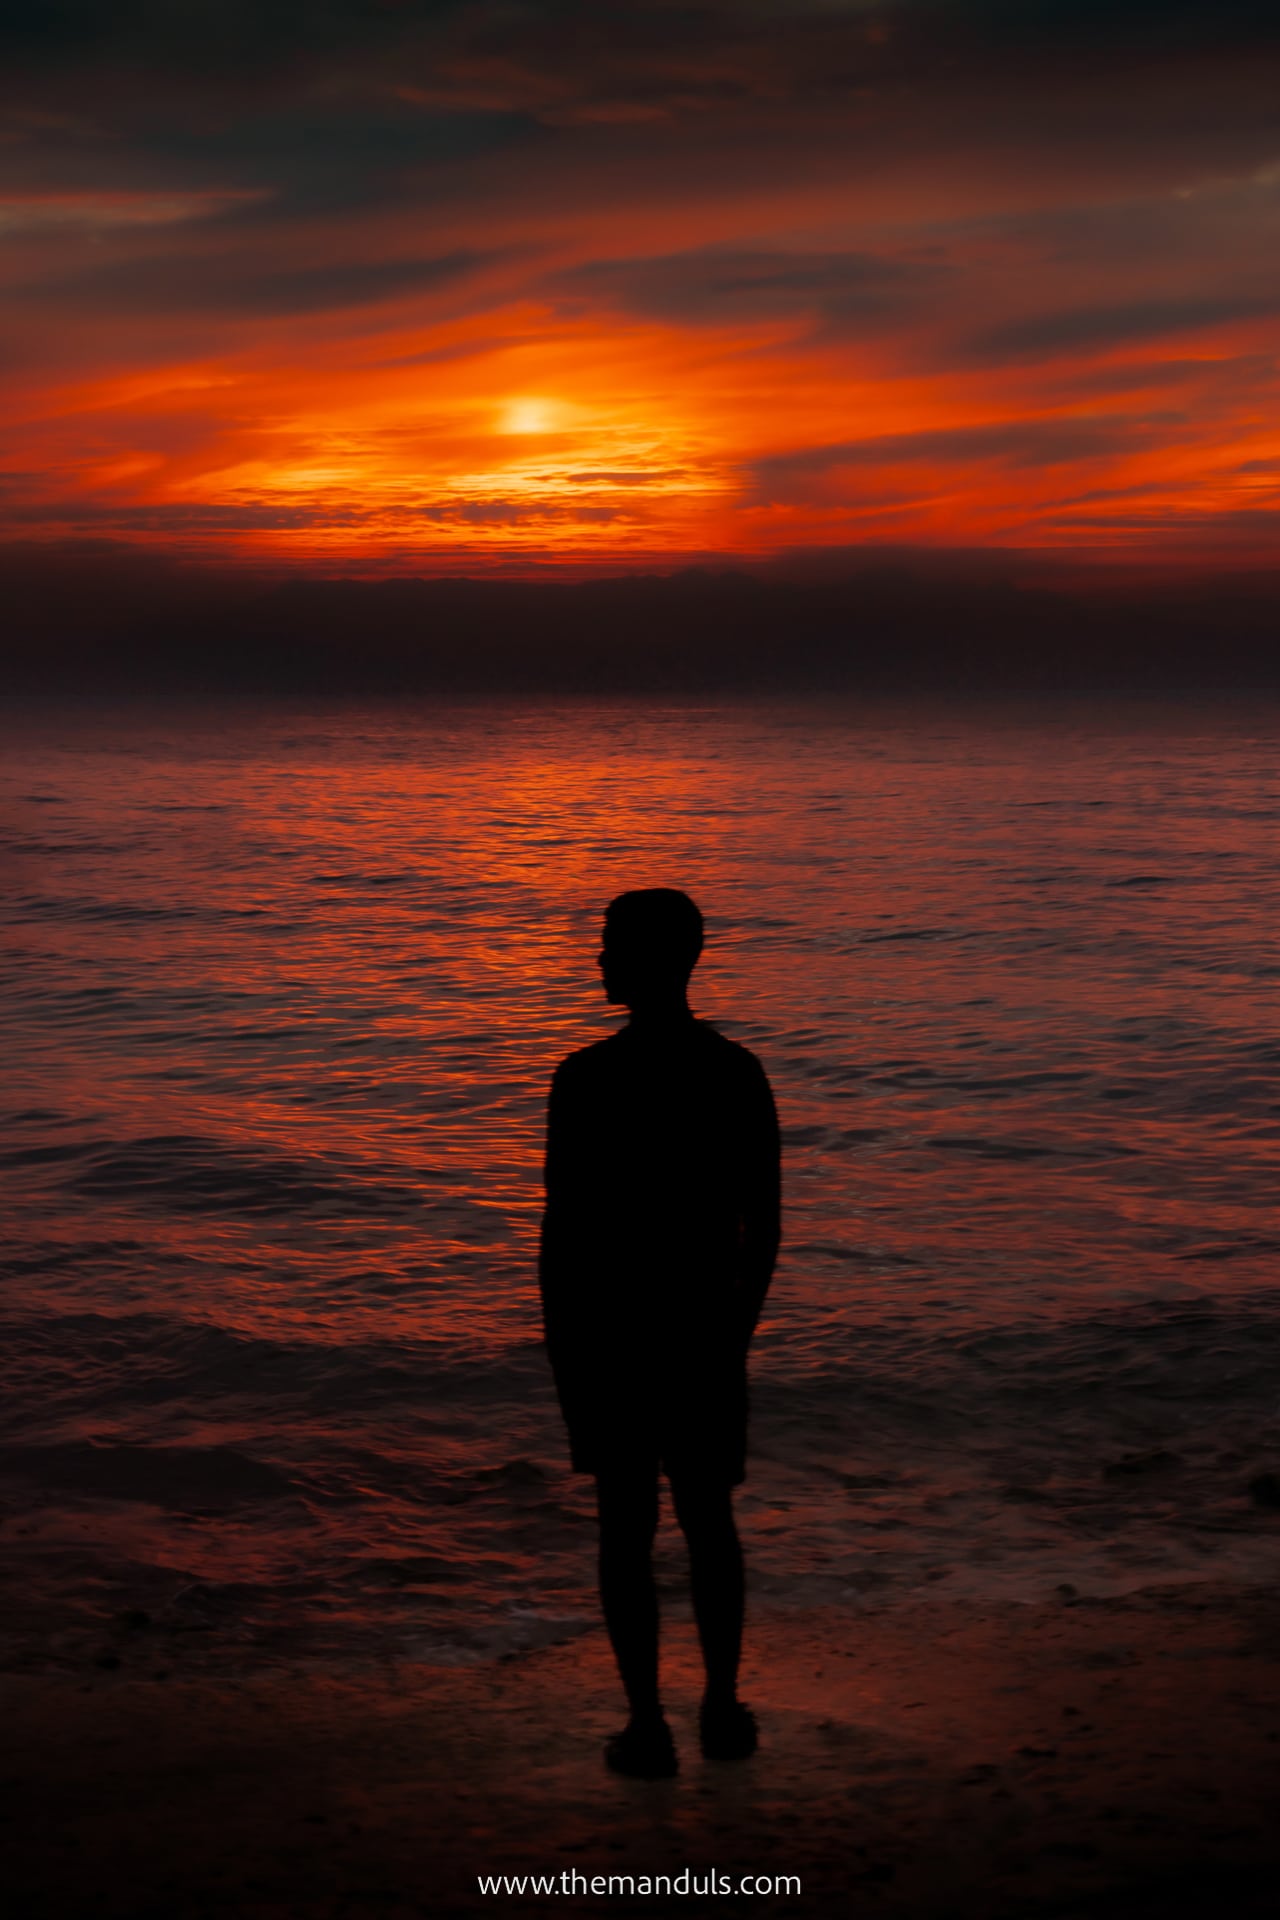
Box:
[5,1580,1279,1919]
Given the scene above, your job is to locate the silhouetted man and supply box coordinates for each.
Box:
[539,889,781,1778]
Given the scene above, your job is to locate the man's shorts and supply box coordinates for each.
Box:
[562,1353,748,1487]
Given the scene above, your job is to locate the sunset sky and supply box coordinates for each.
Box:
[3,0,1279,570]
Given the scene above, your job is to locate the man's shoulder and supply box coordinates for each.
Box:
[551,1021,771,1090]
[551,1031,628,1083]
[693,1021,769,1078]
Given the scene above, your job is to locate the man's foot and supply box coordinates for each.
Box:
[699,1698,758,1761]
[605,1714,679,1779]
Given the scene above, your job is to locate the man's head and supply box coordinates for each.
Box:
[599,888,704,1012]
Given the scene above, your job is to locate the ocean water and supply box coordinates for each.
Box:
[2,696,1278,1671]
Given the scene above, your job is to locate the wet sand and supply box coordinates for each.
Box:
[5,1579,1279,1918]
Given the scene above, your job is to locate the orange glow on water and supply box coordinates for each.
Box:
[4,701,1280,1660]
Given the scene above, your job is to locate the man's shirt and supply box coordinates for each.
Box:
[539,1016,780,1468]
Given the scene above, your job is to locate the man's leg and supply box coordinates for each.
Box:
[669,1471,743,1706]
[595,1462,662,1726]
[670,1471,757,1758]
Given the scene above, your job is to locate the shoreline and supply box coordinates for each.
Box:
[6,1577,1279,1917]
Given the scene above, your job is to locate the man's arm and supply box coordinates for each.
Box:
[538,1059,580,1381]
[736,1057,781,1344]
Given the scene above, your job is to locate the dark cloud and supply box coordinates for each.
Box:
[965,293,1280,364]
[566,470,680,485]
[5,542,1280,698]
[0,88,530,216]
[547,246,945,331]
[419,498,628,525]
[10,0,1271,100]
[0,1,466,89]
[3,493,635,535]
[0,498,356,530]
[135,96,529,218]
[961,175,1280,271]
[17,246,498,317]
[0,471,50,496]
[1038,353,1280,403]
[896,0,1280,67]
[1035,501,1280,544]
[5,2,1278,150]
[749,416,1181,501]
[2,1,1278,265]
[1,2,1272,367]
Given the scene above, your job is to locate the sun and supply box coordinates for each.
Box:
[500,397,560,435]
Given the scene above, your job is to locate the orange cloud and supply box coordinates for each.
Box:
[1,1,1278,569]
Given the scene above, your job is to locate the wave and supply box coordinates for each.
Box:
[0,1440,293,1510]
[5,1294,1280,1446]
[56,1133,432,1219]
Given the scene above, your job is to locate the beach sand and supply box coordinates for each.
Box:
[5,1579,1279,1918]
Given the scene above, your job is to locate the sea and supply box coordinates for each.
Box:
[2,696,1278,1671]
